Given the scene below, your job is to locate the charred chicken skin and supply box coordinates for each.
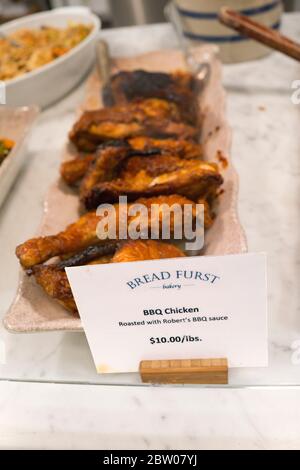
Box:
[69,98,198,152]
[111,239,185,263]
[81,150,223,209]
[31,240,185,313]
[60,153,95,186]
[76,138,221,209]
[60,137,203,187]
[102,70,200,125]
[16,195,208,269]
[32,254,113,314]
[128,137,203,159]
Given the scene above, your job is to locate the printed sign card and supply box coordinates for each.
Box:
[66,253,268,373]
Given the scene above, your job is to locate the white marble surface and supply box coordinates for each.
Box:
[1,381,300,450]
[0,13,300,449]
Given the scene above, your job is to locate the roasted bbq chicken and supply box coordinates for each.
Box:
[60,137,203,187]
[30,240,185,313]
[16,194,211,269]
[79,141,222,209]
[69,98,198,152]
[16,69,224,316]
[60,153,95,186]
[102,70,200,125]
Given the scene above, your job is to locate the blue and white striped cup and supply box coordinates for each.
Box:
[175,0,283,63]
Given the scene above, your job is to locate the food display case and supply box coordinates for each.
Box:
[0,7,300,392]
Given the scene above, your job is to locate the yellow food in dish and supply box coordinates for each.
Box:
[0,138,14,165]
[0,23,93,81]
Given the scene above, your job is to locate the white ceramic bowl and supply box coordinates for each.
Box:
[175,0,283,63]
[0,106,39,208]
[0,7,101,108]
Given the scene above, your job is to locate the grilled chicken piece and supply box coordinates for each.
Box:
[31,240,185,313]
[102,70,200,125]
[60,153,95,186]
[16,195,201,269]
[112,239,185,263]
[82,154,223,209]
[61,138,203,187]
[51,242,118,270]
[32,254,113,314]
[79,141,154,197]
[128,137,203,159]
[69,98,198,152]
[79,139,208,201]
[77,142,172,199]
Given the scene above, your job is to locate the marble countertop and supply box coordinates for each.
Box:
[0,13,300,449]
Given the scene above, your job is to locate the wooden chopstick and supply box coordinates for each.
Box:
[219,7,300,62]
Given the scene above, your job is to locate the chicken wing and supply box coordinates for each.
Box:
[102,70,200,125]
[16,195,200,269]
[69,98,198,152]
[61,137,203,187]
[81,153,223,209]
[128,137,203,159]
[31,240,185,313]
[78,140,161,197]
[60,153,95,186]
[112,239,185,263]
[32,254,114,314]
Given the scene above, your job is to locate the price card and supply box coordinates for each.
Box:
[66,253,268,373]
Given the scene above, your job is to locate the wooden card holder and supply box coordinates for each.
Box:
[139,358,228,385]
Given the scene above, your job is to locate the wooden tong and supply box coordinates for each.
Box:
[219,7,300,62]
[96,39,111,85]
